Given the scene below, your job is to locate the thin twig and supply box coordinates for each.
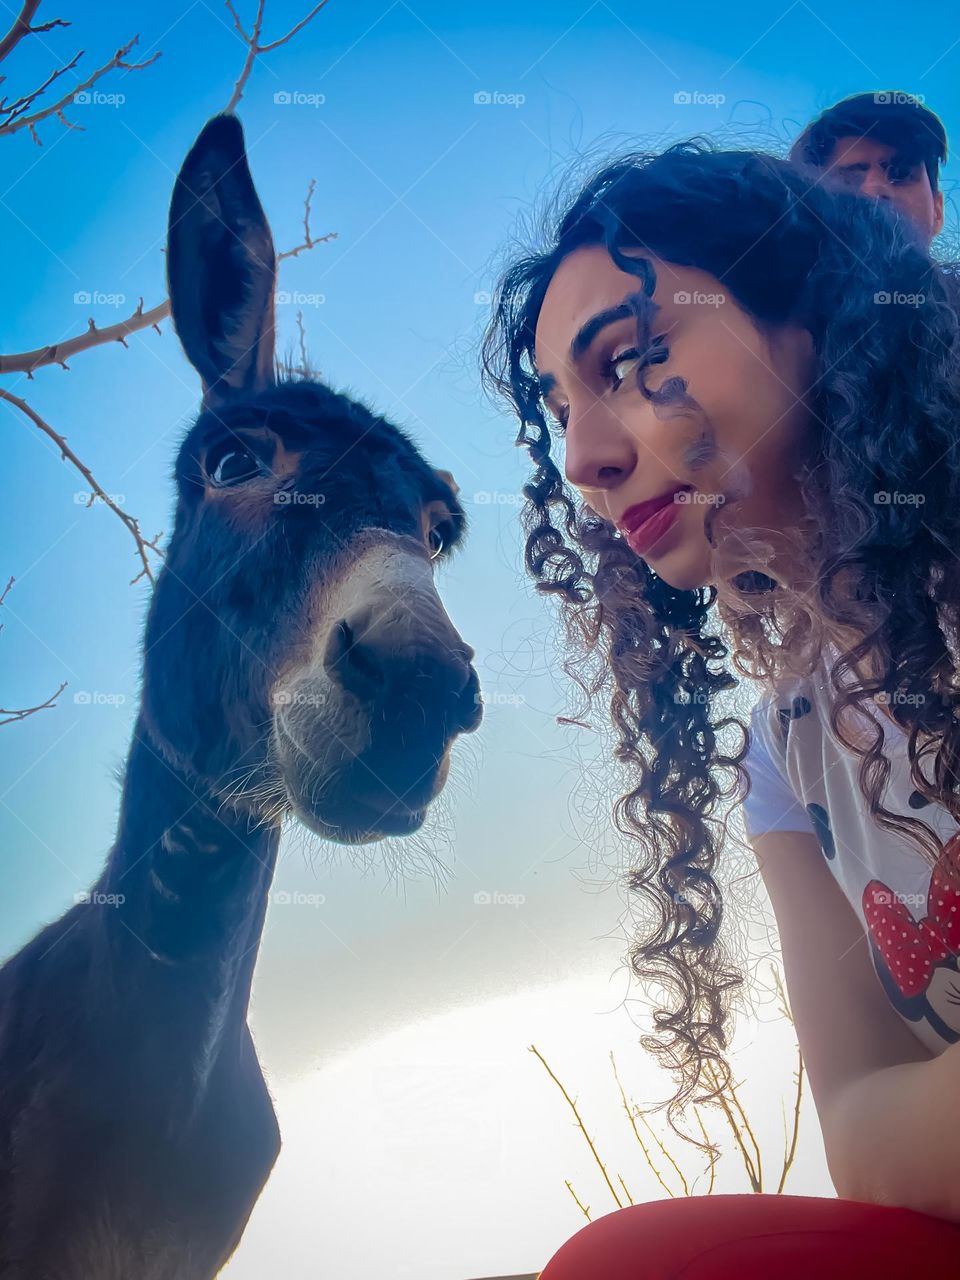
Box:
[564,1180,592,1222]
[0,33,160,144]
[529,1045,624,1210]
[0,2,69,66]
[0,576,67,724]
[702,1058,762,1192]
[777,1042,805,1193]
[610,1053,678,1199]
[0,389,162,584]
[693,1108,719,1195]
[0,189,333,376]
[223,0,331,112]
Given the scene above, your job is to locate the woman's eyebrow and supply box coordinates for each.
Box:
[571,292,660,360]
[536,291,662,399]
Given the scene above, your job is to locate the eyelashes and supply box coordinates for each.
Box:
[543,335,671,435]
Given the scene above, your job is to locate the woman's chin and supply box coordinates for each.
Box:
[644,543,712,592]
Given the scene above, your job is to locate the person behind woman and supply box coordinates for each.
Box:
[482,141,960,1276]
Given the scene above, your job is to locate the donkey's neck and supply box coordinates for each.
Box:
[96,715,280,1092]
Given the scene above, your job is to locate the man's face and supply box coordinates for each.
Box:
[820,135,944,245]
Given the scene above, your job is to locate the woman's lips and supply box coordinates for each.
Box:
[625,502,681,555]
[619,485,692,556]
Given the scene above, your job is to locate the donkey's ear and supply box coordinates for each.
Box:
[434,468,460,498]
[167,113,276,406]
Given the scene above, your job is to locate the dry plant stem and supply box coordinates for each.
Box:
[611,1053,680,1199]
[0,2,336,578]
[0,29,160,144]
[0,389,162,585]
[529,1045,626,1210]
[777,1044,805,1194]
[0,576,66,724]
[223,0,332,112]
[693,1109,718,1194]
[0,300,168,378]
[772,964,805,1193]
[0,200,331,572]
[702,1058,763,1192]
[564,1180,592,1222]
[0,2,68,64]
[0,190,335,376]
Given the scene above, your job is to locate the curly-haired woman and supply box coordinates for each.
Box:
[482,142,960,1276]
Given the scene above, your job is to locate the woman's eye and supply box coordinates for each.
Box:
[208,446,262,486]
[608,337,668,390]
[428,525,445,559]
[609,348,643,389]
[542,402,569,435]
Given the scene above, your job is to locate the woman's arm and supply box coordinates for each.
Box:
[751,830,942,1205]
[822,1041,960,1222]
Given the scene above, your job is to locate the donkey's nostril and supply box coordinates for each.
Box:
[323,618,387,699]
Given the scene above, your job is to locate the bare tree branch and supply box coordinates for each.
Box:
[223,0,331,112]
[0,576,67,726]
[1,1,334,585]
[0,2,69,67]
[0,389,163,585]
[0,298,168,377]
[0,32,161,144]
[0,188,334,376]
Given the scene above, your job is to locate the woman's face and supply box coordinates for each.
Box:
[533,244,817,590]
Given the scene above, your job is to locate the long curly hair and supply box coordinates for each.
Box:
[481,139,960,1140]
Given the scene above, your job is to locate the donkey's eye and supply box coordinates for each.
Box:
[207,445,263,486]
[428,525,446,559]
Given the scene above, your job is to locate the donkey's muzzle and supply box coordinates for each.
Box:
[323,604,483,739]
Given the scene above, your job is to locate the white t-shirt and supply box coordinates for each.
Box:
[741,646,960,1055]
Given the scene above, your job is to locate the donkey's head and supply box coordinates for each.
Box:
[140,114,481,844]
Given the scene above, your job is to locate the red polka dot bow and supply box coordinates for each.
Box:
[863,831,960,998]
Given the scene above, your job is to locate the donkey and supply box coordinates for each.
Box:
[0,114,481,1279]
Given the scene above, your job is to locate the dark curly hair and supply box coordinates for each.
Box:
[481,139,960,1144]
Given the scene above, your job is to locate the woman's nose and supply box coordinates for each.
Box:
[563,403,638,495]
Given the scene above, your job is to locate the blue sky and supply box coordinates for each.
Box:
[2,2,958,1273]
